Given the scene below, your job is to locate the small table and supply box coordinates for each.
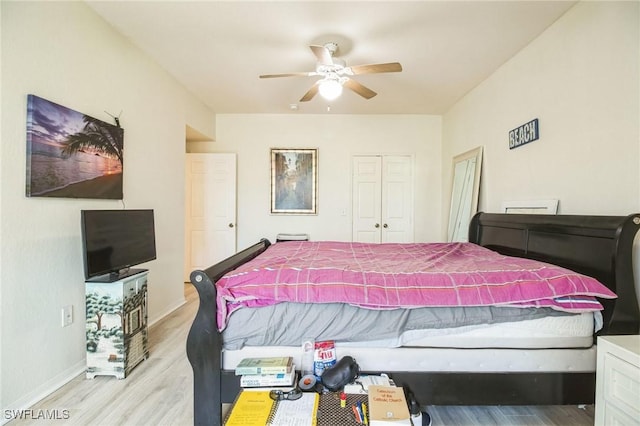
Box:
[317,392,368,426]
[224,390,368,425]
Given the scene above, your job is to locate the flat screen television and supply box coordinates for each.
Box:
[81,209,156,282]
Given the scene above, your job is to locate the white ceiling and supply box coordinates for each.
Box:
[87,1,576,115]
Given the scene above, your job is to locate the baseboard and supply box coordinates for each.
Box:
[148,297,186,328]
[1,298,186,425]
[1,360,85,425]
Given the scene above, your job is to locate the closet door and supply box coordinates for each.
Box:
[352,155,413,243]
[381,156,413,243]
[352,156,383,243]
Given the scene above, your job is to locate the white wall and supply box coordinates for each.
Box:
[442,1,639,219]
[441,0,640,310]
[0,1,4,415]
[1,1,214,415]
[190,114,442,249]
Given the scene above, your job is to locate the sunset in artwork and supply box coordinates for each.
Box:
[26,94,124,199]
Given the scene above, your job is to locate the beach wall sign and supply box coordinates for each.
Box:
[26,95,124,199]
[509,118,539,150]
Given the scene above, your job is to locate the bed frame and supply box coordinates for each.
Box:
[186,212,640,425]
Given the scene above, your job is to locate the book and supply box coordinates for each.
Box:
[240,365,296,387]
[235,356,293,376]
[224,390,274,426]
[224,390,318,426]
[367,385,411,425]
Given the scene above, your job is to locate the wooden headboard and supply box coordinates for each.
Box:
[469,212,640,335]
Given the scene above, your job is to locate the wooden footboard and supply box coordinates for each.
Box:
[187,214,640,425]
[186,239,270,426]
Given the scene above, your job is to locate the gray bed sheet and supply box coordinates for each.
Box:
[222,302,573,350]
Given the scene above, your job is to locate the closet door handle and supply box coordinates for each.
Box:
[228,223,234,228]
[375,223,380,228]
[383,224,388,228]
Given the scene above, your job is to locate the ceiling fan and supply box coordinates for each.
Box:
[259,42,402,102]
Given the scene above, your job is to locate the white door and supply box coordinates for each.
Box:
[381,156,413,243]
[352,155,413,243]
[184,153,237,280]
[352,156,382,243]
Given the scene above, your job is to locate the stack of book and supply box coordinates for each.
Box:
[235,356,295,388]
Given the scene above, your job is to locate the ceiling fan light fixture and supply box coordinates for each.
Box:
[260,42,401,102]
[318,78,343,101]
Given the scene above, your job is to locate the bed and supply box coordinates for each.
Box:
[186,212,640,425]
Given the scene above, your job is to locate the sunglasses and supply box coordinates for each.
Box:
[269,388,302,401]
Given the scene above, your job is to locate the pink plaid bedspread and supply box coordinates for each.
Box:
[215,241,616,330]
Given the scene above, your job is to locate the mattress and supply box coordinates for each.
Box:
[222,301,597,350]
[223,344,597,373]
[222,310,598,373]
[344,311,597,349]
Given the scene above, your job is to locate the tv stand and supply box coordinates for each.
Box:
[86,268,148,283]
[85,270,149,379]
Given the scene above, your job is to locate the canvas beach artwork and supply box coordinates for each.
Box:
[26,94,124,199]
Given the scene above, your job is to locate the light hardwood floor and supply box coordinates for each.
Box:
[8,284,595,425]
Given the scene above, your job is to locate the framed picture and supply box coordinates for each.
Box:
[26,94,124,199]
[270,148,317,214]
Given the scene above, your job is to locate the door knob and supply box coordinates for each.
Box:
[383,224,388,228]
[375,223,380,228]
[228,223,234,228]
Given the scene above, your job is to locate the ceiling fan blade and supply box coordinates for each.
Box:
[300,83,319,102]
[347,62,403,75]
[259,72,316,78]
[343,78,377,99]
[310,45,333,65]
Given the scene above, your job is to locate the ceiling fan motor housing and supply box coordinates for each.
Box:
[323,42,339,56]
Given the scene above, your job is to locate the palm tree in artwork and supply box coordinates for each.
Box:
[61,115,123,165]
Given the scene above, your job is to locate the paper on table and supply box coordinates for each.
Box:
[344,374,393,394]
[268,392,319,426]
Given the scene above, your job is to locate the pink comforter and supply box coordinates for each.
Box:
[215,241,616,330]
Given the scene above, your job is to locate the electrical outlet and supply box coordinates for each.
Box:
[61,305,73,327]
